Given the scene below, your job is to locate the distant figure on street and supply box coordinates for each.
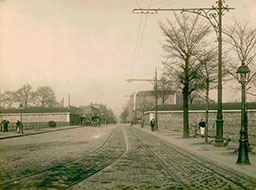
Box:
[199,119,206,138]
[16,120,23,134]
[150,118,155,132]
[3,120,9,132]
[0,120,3,131]
[141,119,144,128]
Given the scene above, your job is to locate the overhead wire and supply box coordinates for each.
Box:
[129,14,144,74]
[130,0,153,76]
[128,0,183,101]
[134,0,141,8]
[130,0,183,76]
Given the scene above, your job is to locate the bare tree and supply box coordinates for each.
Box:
[160,13,211,138]
[35,86,57,108]
[2,91,16,108]
[154,76,174,105]
[196,47,218,143]
[188,91,205,104]
[224,20,256,99]
[15,83,35,108]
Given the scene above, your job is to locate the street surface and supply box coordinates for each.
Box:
[0,125,255,189]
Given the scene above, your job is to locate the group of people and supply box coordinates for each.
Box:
[1,120,23,133]
[2,120,9,132]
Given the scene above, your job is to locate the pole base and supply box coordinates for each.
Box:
[214,140,225,147]
[215,119,224,147]
[236,139,251,165]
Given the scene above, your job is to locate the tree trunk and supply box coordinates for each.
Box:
[205,79,209,143]
[42,101,45,108]
[183,59,190,138]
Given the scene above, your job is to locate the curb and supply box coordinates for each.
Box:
[0,126,82,140]
[135,126,256,181]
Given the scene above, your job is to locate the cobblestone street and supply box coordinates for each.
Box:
[0,125,255,189]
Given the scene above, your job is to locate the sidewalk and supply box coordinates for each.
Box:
[136,125,256,180]
[0,125,81,140]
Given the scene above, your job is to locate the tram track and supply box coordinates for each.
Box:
[65,126,129,189]
[0,126,127,189]
[129,127,188,189]
[131,127,256,189]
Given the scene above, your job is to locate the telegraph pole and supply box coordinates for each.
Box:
[155,68,158,130]
[68,94,70,109]
[133,0,234,146]
[133,92,136,125]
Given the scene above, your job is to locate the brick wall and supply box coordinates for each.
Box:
[144,110,256,145]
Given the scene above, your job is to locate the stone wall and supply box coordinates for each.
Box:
[0,112,70,131]
[0,112,70,123]
[144,110,256,145]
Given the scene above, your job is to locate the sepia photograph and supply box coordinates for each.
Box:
[0,0,256,189]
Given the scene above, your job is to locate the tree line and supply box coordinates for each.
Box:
[1,84,60,109]
[160,14,256,139]
[121,13,256,139]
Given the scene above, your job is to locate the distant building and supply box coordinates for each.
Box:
[135,90,177,112]
[125,90,177,124]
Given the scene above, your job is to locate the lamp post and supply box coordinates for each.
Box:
[19,103,23,122]
[236,64,250,165]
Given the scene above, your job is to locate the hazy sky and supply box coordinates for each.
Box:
[0,0,256,116]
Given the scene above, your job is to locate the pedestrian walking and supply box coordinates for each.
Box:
[19,121,24,134]
[0,120,3,131]
[16,120,20,133]
[3,120,9,132]
[199,119,206,138]
[16,120,23,133]
[141,119,144,128]
[150,118,155,132]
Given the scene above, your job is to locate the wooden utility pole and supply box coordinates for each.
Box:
[68,94,70,108]
[155,68,158,130]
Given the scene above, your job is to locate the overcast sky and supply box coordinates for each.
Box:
[0,0,256,116]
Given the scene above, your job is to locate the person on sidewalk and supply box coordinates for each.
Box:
[16,120,20,133]
[141,119,144,128]
[150,118,155,132]
[199,119,206,138]
[16,120,23,133]
[19,121,24,134]
[3,120,9,132]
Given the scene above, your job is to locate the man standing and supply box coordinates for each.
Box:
[16,120,23,133]
[199,119,206,138]
[150,118,155,132]
[3,120,9,132]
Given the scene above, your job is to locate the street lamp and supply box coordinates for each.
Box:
[236,64,250,165]
[19,103,23,122]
